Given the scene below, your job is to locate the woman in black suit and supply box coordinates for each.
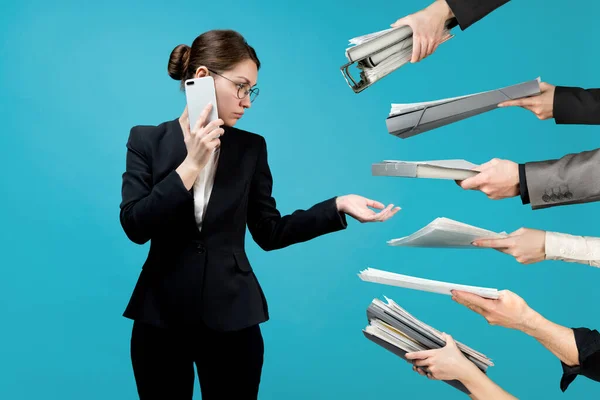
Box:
[119,29,400,400]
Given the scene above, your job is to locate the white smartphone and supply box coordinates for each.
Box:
[184,76,219,132]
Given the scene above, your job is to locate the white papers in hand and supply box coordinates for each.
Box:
[348,28,395,45]
[388,217,506,248]
[358,268,499,299]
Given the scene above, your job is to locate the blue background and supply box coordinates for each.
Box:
[2,0,599,398]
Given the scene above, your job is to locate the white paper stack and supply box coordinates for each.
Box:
[358,268,500,299]
[388,217,506,248]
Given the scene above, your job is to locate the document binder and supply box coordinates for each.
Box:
[386,78,541,138]
[372,159,478,180]
[341,23,455,93]
[363,332,472,394]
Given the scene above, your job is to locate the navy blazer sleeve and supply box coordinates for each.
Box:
[119,126,192,245]
[445,0,510,30]
[554,86,600,125]
[247,136,348,251]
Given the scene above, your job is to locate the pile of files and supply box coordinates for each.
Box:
[341,24,453,93]
[371,159,478,180]
[386,78,541,139]
[387,217,506,248]
[364,296,494,394]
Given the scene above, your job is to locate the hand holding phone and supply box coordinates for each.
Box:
[179,102,224,171]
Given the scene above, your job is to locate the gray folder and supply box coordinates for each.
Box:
[372,160,478,180]
[386,78,541,139]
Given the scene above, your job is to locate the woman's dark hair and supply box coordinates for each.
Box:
[168,29,261,89]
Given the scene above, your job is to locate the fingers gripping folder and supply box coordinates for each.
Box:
[340,23,456,93]
[385,78,542,139]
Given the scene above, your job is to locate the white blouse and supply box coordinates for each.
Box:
[545,231,600,268]
[193,148,220,232]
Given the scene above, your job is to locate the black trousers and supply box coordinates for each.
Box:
[130,321,264,399]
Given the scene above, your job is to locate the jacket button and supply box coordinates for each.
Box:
[542,194,550,202]
[197,245,205,254]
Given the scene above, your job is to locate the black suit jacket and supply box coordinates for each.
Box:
[554,86,600,125]
[119,119,347,331]
[446,0,510,30]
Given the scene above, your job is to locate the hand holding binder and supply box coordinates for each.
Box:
[363,297,494,395]
[404,333,514,399]
[390,0,456,62]
[458,158,520,200]
[340,24,454,93]
[498,81,556,120]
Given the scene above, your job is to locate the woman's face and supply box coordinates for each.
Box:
[196,59,258,127]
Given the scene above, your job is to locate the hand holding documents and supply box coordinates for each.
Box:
[386,78,541,139]
[341,25,453,93]
[372,159,478,180]
[358,268,499,299]
[387,217,506,248]
[363,296,494,394]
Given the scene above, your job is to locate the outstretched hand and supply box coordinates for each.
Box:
[336,195,400,223]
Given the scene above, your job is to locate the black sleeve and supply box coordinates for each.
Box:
[553,86,600,125]
[518,163,530,205]
[560,328,600,391]
[246,137,347,251]
[119,126,193,245]
[445,0,510,30]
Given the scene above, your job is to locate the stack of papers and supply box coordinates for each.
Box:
[341,25,453,93]
[358,268,500,299]
[386,78,541,139]
[388,217,506,248]
[364,296,494,394]
[372,159,478,180]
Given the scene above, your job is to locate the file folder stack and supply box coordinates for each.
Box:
[341,25,453,93]
[364,296,494,394]
[386,78,541,139]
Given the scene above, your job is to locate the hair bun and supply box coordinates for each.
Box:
[167,44,191,80]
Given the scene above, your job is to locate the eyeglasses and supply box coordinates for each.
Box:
[208,69,259,103]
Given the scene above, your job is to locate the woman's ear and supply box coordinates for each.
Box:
[195,66,209,79]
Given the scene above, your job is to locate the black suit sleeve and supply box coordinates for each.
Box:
[247,137,347,251]
[560,328,600,391]
[119,126,192,245]
[553,86,600,125]
[445,0,510,30]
